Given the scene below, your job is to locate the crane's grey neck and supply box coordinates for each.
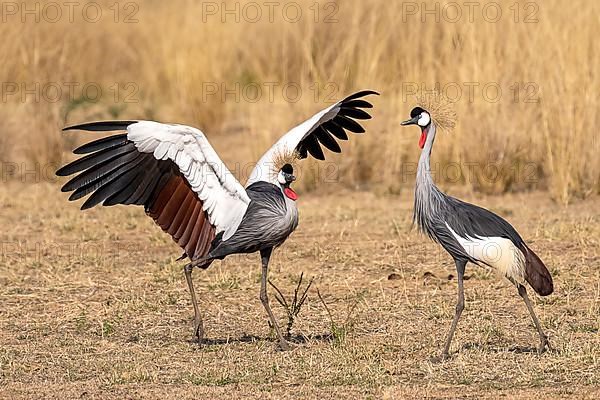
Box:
[417,123,437,188]
[414,123,444,231]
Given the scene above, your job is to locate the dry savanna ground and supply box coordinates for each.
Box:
[0,182,598,399]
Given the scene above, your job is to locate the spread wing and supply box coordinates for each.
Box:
[56,121,250,260]
[246,90,378,186]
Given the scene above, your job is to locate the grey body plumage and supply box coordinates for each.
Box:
[199,181,299,263]
[402,106,553,359]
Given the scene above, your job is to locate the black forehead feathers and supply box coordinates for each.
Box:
[281,163,293,174]
[410,107,426,118]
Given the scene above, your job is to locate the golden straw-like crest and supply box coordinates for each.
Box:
[272,146,299,173]
[416,90,457,132]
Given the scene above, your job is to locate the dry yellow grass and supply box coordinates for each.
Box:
[0,182,599,398]
[0,0,598,202]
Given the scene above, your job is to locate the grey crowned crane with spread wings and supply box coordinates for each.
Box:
[401,106,554,360]
[57,90,378,350]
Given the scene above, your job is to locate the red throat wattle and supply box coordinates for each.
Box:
[419,129,427,149]
[284,187,298,201]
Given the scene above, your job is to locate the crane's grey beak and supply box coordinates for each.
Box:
[401,116,419,126]
[284,173,296,183]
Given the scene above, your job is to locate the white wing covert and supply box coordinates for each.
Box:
[57,120,250,261]
[127,121,250,240]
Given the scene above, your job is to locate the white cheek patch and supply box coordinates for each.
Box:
[418,113,431,127]
[277,171,287,185]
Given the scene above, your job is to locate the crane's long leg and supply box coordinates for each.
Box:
[259,248,290,351]
[439,259,467,360]
[184,263,204,343]
[517,284,551,353]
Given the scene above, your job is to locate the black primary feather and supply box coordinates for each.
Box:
[303,134,325,160]
[80,160,147,210]
[63,121,137,132]
[334,115,365,133]
[57,122,178,214]
[339,107,372,120]
[61,150,142,192]
[293,90,378,161]
[56,142,137,176]
[73,134,129,154]
[342,90,379,102]
[314,128,342,153]
[69,154,146,202]
[323,121,348,140]
[342,99,373,109]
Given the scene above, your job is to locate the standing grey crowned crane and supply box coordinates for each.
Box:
[401,106,553,360]
[56,90,378,350]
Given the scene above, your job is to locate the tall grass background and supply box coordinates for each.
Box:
[0,0,598,203]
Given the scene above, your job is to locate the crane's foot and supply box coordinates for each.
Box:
[537,335,552,354]
[429,352,450,363]
[276,339,291,351]
[193,319,205,344]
